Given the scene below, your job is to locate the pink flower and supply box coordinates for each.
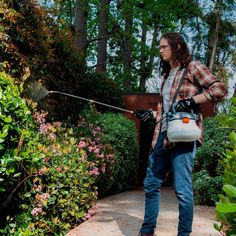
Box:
[95,127,101,132]
[33,184,42,192]
[79,140,87,148]
[93,147,100,154]
[53,121,62,128]
[83,205,98,220]
[38,167,48,175]
[97,154,105,160]
[41,193,50,199]
[95,137,101,142]
[49,133,56,141]
[31,207,43,216]
[89,167,100,176]
[106,154,115,160]
[100,164,106,173]
[33,112,48,125]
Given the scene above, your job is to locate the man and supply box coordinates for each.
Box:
[136,32,227,236]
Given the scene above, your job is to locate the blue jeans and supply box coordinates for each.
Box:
[140,132,197,236]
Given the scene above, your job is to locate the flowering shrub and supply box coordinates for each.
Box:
[1,111,100,235]
[0,73,114,234]
[77,108,139,197]
[75,115,117,197]
[98,112,139,195]
[0,72,138,234]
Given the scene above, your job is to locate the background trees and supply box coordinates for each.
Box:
[1,0,235,98]
[39,0,236,93]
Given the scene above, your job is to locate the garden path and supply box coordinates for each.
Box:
[66,187,221,236]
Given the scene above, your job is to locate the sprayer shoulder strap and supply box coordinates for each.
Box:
[170,67,187,111]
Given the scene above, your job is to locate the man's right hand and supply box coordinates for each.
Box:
[134,109,154,122]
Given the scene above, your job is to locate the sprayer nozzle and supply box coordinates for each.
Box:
[25,82,50,102]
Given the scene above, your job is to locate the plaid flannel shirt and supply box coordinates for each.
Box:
[151,60,227,148]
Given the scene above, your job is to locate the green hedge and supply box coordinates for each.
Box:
[193,117,230,205]
[98,113,139,195]
[0,71,35,206]
[76,108,139,197]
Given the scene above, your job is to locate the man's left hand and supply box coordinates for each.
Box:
[175,97,197,113]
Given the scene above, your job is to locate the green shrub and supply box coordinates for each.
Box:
[1,112,99,235]
[194,117,229,175]
[74,110,117,198]
[192,170,223,205]
[0,71,37,211]
[0,73,101,235]
[98,112,139,195]
[76,108,139,197]
[0,72,138,234]
[192,116,229,205]
[214,97,236,235]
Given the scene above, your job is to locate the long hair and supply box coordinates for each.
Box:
[160,32,192,79]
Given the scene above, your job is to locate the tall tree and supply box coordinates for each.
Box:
[121,0,134,92]
[96,0,110,73]
[74,0,88,58]
[207,0,223,71]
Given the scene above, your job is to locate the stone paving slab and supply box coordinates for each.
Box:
[66,187,221,236]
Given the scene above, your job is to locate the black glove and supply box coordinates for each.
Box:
[134,109,154,122]
[175,97,197,113]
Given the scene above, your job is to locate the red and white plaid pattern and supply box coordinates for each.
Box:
[151,61,227,148]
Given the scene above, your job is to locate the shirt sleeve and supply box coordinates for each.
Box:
[189,61,228,102]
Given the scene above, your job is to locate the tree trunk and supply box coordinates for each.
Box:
[122,3,133,92]
[139,19,147,91]
[208,0,223,71]
[96,0,110,73]
[74,0,88,58]
[139,26,159,92]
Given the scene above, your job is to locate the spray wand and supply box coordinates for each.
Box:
[48,90,134,114]
[26,82,134,114]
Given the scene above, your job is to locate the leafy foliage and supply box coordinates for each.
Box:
[193,170,223,205]
[192,116,230,205]
[98,112,139,194]
[214,97,236,235]
[1,113,99,235]
[0,0,124,123]
[38,0,235,92]
[0,72,96,234]
[0,72,137,234]
[0,71,34,205]
[77,107,139,197]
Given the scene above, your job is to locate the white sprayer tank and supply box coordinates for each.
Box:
[167,112,201,142]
